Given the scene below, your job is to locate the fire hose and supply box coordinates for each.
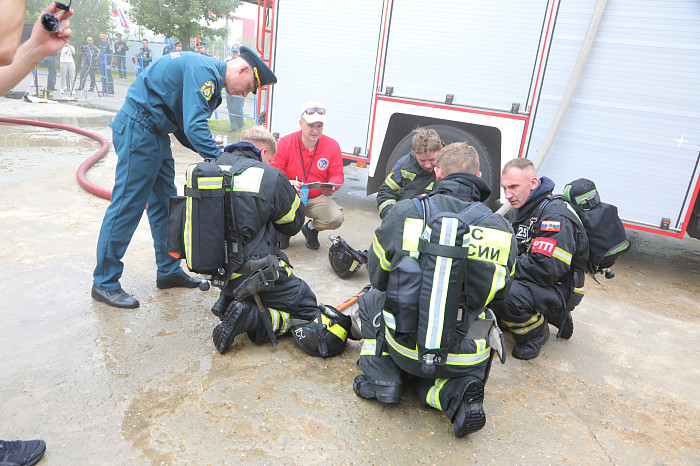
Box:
[0,117,111,200]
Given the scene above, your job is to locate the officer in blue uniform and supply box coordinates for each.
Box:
[92,47,277,309]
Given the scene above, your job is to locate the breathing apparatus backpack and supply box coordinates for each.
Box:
[535,178,631,278]
[167,157,258,287]
[384,195,493,375]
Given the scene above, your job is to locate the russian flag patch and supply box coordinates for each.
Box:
[541,220,561,232]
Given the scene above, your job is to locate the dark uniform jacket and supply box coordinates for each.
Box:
[83,44,99,66]
[510,176,589,288]
[114,40,128,57]
[99,40,112,65]
[377,152,436,218]
[216,142,305,264]
[136,46,153,67]
[369,173,517,311]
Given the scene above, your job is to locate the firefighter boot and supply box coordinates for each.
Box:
[353,374,401,404]
[512,320,550,360]
[556,310,574,340]
[211,293,234,319]
[447,377,486,438]
[213,300,259,354]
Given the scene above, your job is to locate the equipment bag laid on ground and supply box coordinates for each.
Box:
[384,195,492,375]
[167,159,226,275]
[537,178,631,277]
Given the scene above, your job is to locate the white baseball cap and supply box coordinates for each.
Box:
[300,101,326,124]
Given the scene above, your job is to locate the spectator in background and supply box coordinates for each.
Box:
[162,41,174,56]
[174,41,182,53]
[99,32,113,94]
[59,39,75,91]
[113,32,128,78]
[197,42,210,57]
[225,44,245,132]
[76,35,98,91]
[134,38,152,76]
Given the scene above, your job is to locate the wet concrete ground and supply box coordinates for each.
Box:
[1,97,699,464]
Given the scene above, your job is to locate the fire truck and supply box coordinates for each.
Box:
[252,0,700,239]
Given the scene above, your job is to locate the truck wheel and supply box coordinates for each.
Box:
[385,125,496,198]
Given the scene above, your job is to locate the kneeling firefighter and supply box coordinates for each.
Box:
[171,139,354,356]
[354,143,517,437]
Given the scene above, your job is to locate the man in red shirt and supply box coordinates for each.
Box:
[271,101,345,249]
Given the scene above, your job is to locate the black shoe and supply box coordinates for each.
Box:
[556,310,574,340]
[302,221,320,250]
[211,294,233,319]
[76,86,84,91]
[353,374,401,404]
[0,439,46,466]
[91,284,139,309]
[512,323,550,360]
[88,87,95,91]
[279,234,290,250]
[452,379,486,437]
[213,301,259,354]
[156,271,200,289]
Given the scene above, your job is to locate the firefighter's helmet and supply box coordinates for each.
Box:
[328,235,367,279]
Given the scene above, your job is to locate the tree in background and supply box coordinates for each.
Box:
[125,0,239,51]
[25,0,113,48]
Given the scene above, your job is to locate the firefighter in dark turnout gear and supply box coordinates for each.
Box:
[492,158,589,360]
[355,143,517,437]
[210,140,326,354]
[376,128,442,218]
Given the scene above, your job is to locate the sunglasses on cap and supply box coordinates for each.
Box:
[301,106,326,118]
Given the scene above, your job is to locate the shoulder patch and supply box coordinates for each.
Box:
[541,220,561,232]
[531,237,557,257]
[200,80,215,101]
[169,51,180,59]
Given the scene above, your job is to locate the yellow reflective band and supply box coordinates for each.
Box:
[464,227,512,266]
[232,166,264,192]
[372,234,391,271]
[275,194,300,224]
[321,314,348,341]
[197,176,223,189]
[269,308,291,335]
[184,164,198,269]
[382,310,395,331]
[384,175,401,192]
[426,378,448,411]
[361,339,376,356]
[426,182,434,191]
[552,247,572,265]
[504,313,545,335]
[574,286,585,295]
[253,67,261,88]
[400,169,416,181]
[378,199,396,214]
[402,218,423,253]
[385,329,490,365]
[484,264,508,307]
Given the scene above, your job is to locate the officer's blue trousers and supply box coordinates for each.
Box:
[93,113,182,290]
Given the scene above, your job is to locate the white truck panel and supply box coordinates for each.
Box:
[382,0,551,110]
[528,0,700,231]
[269,0,384,154]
